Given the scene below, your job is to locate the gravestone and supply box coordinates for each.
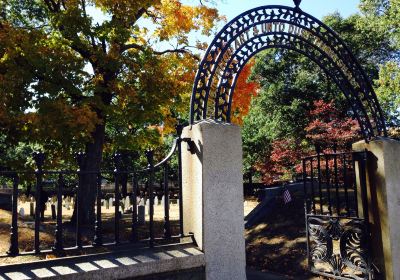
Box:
[51,204,56,220]
[30,201,34,217]
[19,207,25,217]
[120,201,125,213]
[65,199,70,210]
[138,205,145,225]
[145,199,150,216]
[124,196,130,212]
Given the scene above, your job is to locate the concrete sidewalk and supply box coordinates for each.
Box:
[0,243,205,280]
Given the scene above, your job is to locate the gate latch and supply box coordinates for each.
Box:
[182,138,196,155]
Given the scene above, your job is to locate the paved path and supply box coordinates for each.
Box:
[0,243,204,280]
[247,269,289,280]
[247,268,322,280]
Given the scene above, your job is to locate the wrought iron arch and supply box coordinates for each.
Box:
[189,4,387,140]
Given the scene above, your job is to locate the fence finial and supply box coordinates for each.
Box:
[75,152,86,170]
[175,123,184,137]
[145,150,154,168]
[293,0,302,9]
[32,152,45,171]
[113,152,123,171]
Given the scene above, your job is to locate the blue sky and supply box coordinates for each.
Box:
[88,0,361,54]
[211,0,360,22]
[89,1,361,30]
[184,0,361,50]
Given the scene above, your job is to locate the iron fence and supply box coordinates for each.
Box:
[302,150,373,280]
[0,127,186,257]
[302,150,360,217]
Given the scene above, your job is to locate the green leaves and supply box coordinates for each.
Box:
[375,61,400,127]
[359,0,400,49]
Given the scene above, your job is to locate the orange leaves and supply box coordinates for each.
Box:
[194,5,221,36]
[231,60,260,125]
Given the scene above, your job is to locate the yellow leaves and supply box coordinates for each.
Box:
[158,0,195,36]
[160,107,176,135]
[111,81,138,110]
[152,0,221,42]
[93,0,157,14]
[195,5,221,36]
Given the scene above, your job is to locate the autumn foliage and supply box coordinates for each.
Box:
[231,60,260,125]
[256,100,360,184]
[305,100,360,150]
[256,138,304,184]
[0,0,222,224]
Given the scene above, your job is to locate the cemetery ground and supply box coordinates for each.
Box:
[0,193,326,279]
[0,198,184,265]
[245,194,325,280]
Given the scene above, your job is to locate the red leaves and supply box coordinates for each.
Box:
[305,100,360,149]
[256,100,360,184]
[257,138,304,185]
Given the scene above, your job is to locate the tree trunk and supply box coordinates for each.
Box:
[71,123,106,225]
[70,69,114,226]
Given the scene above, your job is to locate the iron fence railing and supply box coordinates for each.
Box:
[302,150,373,280]
[302,151,361,218]
[0,127,186,257]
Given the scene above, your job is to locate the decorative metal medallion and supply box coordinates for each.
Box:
[189,4,387,140]
[307,215,373,280]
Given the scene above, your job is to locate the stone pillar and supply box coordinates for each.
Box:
[353,138,400,280]
[182,120,246,280]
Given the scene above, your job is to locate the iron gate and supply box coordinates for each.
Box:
[302,150,374,280]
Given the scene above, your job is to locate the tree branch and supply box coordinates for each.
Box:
[133,8,147,23]
[81,0,97,49]
[121,43,201,60]
[43,0,58,12]
[43,0,96,65]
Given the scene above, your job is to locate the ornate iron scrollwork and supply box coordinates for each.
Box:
[307,216,373,280]
[190,5,387,140]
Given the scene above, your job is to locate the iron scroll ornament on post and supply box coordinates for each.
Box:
[189,3,387,140]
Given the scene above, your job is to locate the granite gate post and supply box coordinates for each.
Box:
[181,120,247,280]
[353,138,400,280]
